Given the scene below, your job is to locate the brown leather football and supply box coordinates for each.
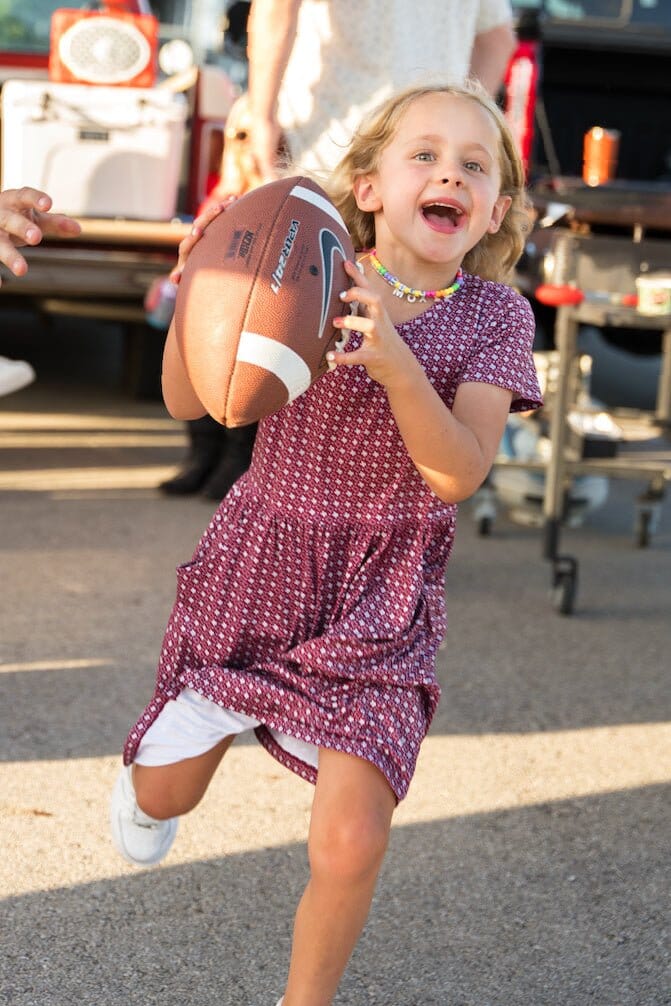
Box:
[173,175,355,427]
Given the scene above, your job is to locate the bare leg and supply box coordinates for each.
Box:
[282,749,396,1006]
[132,734,235,819]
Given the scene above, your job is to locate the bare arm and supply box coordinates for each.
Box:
[385,362,512,501]
[469,21,517,96]
[246,0,302,180]
[165,198,239,419]
[161,320,208,420]
[0,187,81,283]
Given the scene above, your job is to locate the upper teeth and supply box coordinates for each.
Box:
[425,203,463,216]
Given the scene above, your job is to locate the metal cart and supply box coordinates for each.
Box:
[495,181,671,614]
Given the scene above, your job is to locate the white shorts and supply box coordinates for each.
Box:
[135,687,319,770]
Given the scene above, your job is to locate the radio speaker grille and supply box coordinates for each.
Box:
[49,9,158,87]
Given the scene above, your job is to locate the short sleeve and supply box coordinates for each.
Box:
[476,0,514,32]
[460,285,543,414]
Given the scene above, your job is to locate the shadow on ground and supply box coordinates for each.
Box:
[1,785,668,1006]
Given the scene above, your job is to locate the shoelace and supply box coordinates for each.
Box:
[130,806,164,829]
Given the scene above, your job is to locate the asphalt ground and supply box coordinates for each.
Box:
[1,320,670,1006]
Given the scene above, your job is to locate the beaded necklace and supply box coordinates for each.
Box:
[366,249,464,304]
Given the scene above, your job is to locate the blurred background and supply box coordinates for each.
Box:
[1,0,670,403]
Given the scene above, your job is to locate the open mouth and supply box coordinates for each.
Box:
[422,202,466,232]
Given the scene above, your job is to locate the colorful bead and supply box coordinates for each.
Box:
[367,250,464,303]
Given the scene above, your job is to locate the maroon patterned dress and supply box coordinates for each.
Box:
[124,276,543,800]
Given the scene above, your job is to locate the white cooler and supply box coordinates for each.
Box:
[1,79,187,220]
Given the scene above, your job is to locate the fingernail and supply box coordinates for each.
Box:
[26,227,40,241]
[326,351,335,361]
[339,291,348,300]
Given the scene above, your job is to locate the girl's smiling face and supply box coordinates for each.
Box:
[354,92,512,280]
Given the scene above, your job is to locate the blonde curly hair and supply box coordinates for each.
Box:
[322,80,530,284]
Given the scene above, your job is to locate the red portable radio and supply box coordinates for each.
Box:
[49,6,159,87]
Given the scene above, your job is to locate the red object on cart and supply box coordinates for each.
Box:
[535,284,638,308]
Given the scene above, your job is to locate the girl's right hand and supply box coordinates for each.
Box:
[328,261,421,391]
[169,194,238,285]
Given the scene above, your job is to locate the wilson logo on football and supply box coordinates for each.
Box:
[49,9,158,87]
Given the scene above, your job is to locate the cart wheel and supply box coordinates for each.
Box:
[478,515,493,537]
[551,558,578,616]
[472,486,496,537]
[635,509,651,548]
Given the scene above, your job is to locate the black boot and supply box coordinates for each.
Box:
[201,422,257,500]
[160,416,227,495]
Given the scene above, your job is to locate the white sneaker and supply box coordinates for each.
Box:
[110,764,178,867]
[0,356,35,397]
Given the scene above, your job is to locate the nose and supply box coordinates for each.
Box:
[441,177,463,187]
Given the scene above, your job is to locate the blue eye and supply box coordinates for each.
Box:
[414,151,435,162]
[465,160,484,173]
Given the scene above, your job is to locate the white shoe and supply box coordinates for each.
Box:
[0,356,35,397]
[110,764,178,867]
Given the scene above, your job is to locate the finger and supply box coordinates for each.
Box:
[21,187,52,211]
[0,237,29,276]
[36,212,81,238]
[343,258,369,283]
[0,209,42,248]
[171,195,240,281]
[339,285,369,306]
[334,314,377,340]
[194,195,237,229]
[3,187,52,213]
[172,229,203,279]
[326,346,369,369]
[338,288,386,323]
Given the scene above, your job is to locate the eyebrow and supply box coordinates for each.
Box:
[403,134,494,158]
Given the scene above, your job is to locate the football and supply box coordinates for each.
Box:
[173,175,355,427]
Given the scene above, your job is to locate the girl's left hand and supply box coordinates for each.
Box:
[169,195,238,284]
[327,260,420,390]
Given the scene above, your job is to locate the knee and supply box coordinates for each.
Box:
[308,812,390,885]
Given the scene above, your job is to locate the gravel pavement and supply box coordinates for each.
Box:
[1,375,669,1006]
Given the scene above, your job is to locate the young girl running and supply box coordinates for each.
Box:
[111,81,542,1006]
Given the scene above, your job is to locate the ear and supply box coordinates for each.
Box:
[487,194,512,234]
[352,173,382,212]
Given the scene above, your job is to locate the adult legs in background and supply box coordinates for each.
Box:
[159,415,257,499]
[202,421,257,500]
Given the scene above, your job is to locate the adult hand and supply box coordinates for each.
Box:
[0,188,81,283]
[250,117,284,183]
